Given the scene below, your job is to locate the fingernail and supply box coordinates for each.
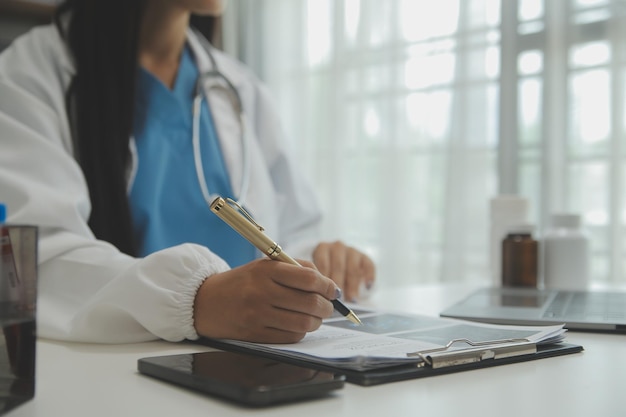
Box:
[334,287,343,300]
[366,281,373,290]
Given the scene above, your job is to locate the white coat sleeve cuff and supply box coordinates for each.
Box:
[176,246,231,341]
[138,243,231,342]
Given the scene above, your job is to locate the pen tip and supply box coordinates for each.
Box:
[347,312,363,325]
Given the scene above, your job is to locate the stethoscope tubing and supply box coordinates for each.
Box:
[192,49,250,208]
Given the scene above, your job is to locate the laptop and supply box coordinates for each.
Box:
[440,287,626,333]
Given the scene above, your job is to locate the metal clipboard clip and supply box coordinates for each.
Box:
[406,338,537,369]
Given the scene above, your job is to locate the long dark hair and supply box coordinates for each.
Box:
[54,1,218,256]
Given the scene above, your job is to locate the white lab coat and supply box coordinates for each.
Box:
[0,25,322,343]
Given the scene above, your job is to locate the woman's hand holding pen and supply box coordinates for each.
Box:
[193,258,340,344]
[313,241,376,302]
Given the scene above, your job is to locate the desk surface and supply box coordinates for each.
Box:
[7,284,625,417]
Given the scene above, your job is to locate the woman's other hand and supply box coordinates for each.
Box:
[193,259,339,343]
[313,241,376,302]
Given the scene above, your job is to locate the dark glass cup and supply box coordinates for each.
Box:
[0,225,37,414]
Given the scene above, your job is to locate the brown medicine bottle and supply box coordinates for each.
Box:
[501,225,538,287]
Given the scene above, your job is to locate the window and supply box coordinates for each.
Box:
[224,0,626,289]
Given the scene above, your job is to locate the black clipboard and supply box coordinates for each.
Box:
[198,338,583,386]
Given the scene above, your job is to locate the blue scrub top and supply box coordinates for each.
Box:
[130,46,256,267]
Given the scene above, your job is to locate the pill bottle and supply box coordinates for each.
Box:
[501,224,538,288]
[543,214,589,290]
[489,196,529,286]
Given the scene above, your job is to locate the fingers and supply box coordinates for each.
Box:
[313,241,377,302]
[269,261,340,302]
[313,241,345,289]
[343,247,362,301]
[360,254,376,291]
[270,283,335,319]
[297,259,317,270]
[233,299,328,343]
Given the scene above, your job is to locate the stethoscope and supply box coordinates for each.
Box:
[192,40,250,208]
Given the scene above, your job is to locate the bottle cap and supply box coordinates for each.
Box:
[490,195,529,217]
[0,203,6,223]
[505,223,535,234]
[551,213,581,229]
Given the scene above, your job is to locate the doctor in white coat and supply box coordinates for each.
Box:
[0,0,375,344]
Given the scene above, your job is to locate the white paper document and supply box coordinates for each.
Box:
[215,307,567,371]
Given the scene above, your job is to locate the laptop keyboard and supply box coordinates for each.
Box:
[542,292,626,321]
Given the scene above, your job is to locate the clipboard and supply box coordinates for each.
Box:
[198,338,583,386]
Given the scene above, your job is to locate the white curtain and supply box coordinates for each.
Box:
[223,0,626,289]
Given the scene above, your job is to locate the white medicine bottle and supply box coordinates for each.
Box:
[543,213,589,290]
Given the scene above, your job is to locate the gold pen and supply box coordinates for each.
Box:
[209,196,362,325]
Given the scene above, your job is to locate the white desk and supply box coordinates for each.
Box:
[7,285,626,417]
